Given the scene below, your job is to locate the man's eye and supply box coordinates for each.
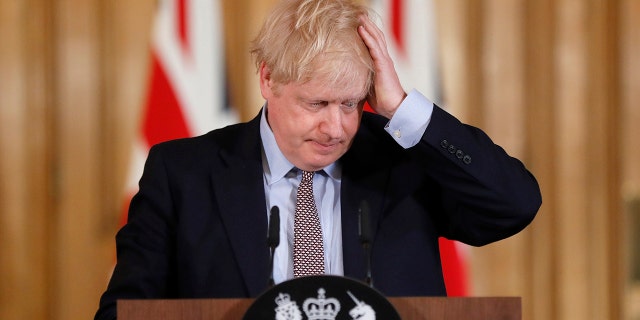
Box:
[310,102,324,108]
[343,101,357,109]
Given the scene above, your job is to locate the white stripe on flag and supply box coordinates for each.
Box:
[153,0,237,136]
[121,0,237,223]
[370,0,442,104]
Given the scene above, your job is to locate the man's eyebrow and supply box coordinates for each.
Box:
[341,90,368,102]
[354,92,368,101]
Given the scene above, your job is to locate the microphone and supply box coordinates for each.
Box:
[358,200,373,287]
[267,206,280,287]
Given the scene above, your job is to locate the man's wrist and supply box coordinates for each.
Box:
[384,89,434,149]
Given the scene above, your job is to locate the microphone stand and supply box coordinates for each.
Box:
[359,200,373,288]
[267,206,280,287]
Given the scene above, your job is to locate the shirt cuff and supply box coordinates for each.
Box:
[384,89,434,149]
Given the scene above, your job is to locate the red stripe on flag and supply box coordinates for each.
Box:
[142,53,191,147]
[363,101,374,113]
[439,237,469,296]
[390,0,404,55]
[177,0,189,56]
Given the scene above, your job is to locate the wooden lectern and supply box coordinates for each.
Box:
[118,296,521,319]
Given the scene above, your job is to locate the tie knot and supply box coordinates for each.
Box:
[301,170,315,183]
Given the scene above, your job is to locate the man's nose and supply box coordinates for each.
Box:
[318,105,344,139]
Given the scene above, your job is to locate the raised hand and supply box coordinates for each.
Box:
[357,15,406,119]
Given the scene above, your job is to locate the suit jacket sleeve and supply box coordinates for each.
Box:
[413,105,542,246]
[341,107,541,296]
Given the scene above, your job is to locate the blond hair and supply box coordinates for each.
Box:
[251,0,374,93]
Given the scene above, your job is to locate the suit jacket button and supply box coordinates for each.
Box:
[463,155,472,164]
[440,140,449,148]
[448,145,457,154]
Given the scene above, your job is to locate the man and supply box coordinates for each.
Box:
[95,0,541,319]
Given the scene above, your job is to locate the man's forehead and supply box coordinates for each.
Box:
[295,74,369,100]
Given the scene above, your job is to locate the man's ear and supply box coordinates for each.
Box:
[259,62,273,99]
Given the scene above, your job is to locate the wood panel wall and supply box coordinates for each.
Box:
[437,1,636,319]
[0,1,637,319]
[0,1,155,319]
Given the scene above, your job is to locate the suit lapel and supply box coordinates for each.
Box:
[211,114,270,297]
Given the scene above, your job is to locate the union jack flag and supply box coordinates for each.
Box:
[120,0,236,227]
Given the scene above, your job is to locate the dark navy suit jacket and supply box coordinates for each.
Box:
[95,107,541,320]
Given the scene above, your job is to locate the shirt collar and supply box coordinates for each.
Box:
[259,105,342,185]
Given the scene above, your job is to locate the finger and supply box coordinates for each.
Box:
[359,15,387,48]
[358,26,386,65]
[358,17,388,59]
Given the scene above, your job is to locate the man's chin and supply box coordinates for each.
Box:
[302,155,342,171]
